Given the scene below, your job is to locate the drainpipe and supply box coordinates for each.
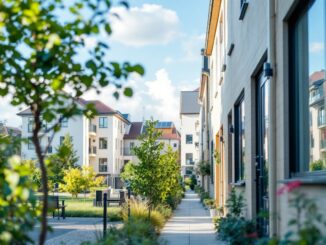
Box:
[268,0,277,237]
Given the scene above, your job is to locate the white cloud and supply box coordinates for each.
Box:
[310,42,325,53]
[110,4,180,47]
[0,96,22,127]
[163,57,174,64]
[181,34,205,62]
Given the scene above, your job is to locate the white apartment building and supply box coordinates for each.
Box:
[180,90,200,178]
[18,99,130,187]
[123,121,180,164]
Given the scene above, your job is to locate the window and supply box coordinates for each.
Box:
[99,117,108,128]
[28,137,34,150]
[61,118,68,128]
[47,136,52,153]
[173,143,177,148]
[28,117,34,133]
[99,158,108,172]
[186,153,194,165]
[289,0,326,174]
[60,136,65,145]
[234,93,245,181]
[130,142,135,149]
[186,134,193,144]
[239,0,249,20]
[99,137,108,149]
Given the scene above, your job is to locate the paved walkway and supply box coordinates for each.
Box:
[29,218,121,245]
[161,191,222,245]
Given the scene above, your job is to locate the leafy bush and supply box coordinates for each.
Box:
[310,159,326,171]
[121,200,165,230]
[203,198,216,209]
[197,161,211,176]
[165,184,184,210]
[155,204,172,220]
[190,175,197,190]
[184,178,191,186]
[88,218,161,245]
[200,191,210,202]
[194,185,203,194]
[215,188,257,244]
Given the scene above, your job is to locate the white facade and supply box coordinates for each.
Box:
[180,114,200,177]
[19,101,130,187]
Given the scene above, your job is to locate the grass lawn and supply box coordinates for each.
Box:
[41,193,122,221]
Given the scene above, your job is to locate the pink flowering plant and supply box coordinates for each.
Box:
[272,181,326,245]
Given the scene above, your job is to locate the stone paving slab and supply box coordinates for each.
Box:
[29,217,121,245]
[160,191,225,245]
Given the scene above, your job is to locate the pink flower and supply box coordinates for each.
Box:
[245,232,258,238]
[276,181,301,196]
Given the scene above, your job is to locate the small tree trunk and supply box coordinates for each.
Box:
[32,112,48,245]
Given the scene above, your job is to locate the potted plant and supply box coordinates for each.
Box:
[204,198,217,217]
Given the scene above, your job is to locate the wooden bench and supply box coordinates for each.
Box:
[48,196,66,219]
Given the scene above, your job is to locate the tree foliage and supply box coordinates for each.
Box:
[0,137,39,244]
[61,166,103,197]
[121,119,181,212]
[0,0,143,243]
[47,133,79,186]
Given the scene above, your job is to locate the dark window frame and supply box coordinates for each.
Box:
[239,0,249,20]
[99,137,108,149]
[288,0,326,177]
[234,92,245,182]
[186,134,193,144]
[99,158,108,172]
[99,117,108,128]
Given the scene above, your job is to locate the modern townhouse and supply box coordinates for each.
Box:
[18,99,130,188]
[123,121,180,164]
[200,0,325,239]
[180,90,200,178]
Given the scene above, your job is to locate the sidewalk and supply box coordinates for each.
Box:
[160,190,222,245]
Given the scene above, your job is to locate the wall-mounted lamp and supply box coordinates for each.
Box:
[229,125,234,134]
[264,62,273,78]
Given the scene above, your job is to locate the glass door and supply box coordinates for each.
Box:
[256,72,270,237]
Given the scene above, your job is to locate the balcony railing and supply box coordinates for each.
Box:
[186,160,194,165]
[89,124,97,134]
[318,114,326,127]
[99,165,108,172]
[89,146,97,155]
[310,90,324,106]
[123,147,134,156]
[320,139,326,149]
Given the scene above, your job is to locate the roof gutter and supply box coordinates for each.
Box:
[205,0,222,56]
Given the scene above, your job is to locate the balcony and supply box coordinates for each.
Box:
[89,146,97,157]
[99,165,108,172]
[123,147,134,156]
[318,114,326,128]
[320,139,326,151]
[89,124,97,136]
[309,89,324,107]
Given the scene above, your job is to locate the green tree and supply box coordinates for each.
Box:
[61,166,103,197]
[0,0,144,243]
[47,134,79,186]
[0,137,39,244]
[121,120,181,216]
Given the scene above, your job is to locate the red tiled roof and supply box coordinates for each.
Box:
[310,70,325,83]
[81,100,116,114]
[124,122,143,140]
[124,122,180,141]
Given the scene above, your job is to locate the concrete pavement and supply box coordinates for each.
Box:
[160,191,223,245]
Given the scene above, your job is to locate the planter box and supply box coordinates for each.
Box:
[209,208,217,218]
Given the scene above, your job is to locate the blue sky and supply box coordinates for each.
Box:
[0,0,210,128]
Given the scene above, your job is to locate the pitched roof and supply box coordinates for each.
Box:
[17,99,129,123]
[124,121,180,141]
[310,70,325,84]
[124,122,143,139]
[180,91,200,114]
[0,124,21,137]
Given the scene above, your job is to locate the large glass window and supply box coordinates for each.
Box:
[186,134,193,144]
[28,117,34,133]
[61,118,68,128]
[99,117,108,128]
[186,153,194,165]
[99,158,108,172]
[289,0,326,174]
[234,93,245,181]
[28,137,34,150]
[99,137,108,149]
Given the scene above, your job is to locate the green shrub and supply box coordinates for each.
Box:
[89,218,160,245]
[194,185,203,194]
[155,204,172,220]
[215,188,257,244]
[203,198,216,209]
[121,200,165,230]
[165,185,184,210]
[184,178,191,186]
[190,175,197,190]
[310,159,326,171]
[200,191,210,202]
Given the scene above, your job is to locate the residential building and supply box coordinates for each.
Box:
[0,122,22,155]
[18,99,130,187]
[180,90,200,178]
[123,121,180,164]
[200,0,325,239]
